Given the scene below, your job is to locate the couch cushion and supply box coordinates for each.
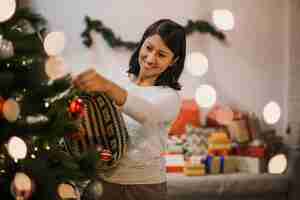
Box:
[167,173,289,196]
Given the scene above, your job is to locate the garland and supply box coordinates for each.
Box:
[81,16,226,50]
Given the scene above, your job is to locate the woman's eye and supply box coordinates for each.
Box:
[146,46,152,51]
[159,53,166,58]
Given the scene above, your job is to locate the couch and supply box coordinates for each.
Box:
[167,146,300,200]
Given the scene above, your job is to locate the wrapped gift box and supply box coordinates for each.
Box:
[203,156,222,174]
[223,156,239,174]
[236,156,266,173]
[167,144,184,154]
[203,156,239,174]
[226,119,250,143]
[207,132,232,156]
[163,154,184,173]
[234,146,266,158]
[183,162,206,176]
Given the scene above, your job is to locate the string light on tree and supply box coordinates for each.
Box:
[44,101,50,108]
[2,98,20,122]
[212,9,235,31]
[45,56,69,80]
[7,136,28,162]
[44,31,66,56]
[263,101,281,124]
[185,52,208,77]
[195,84,217,108]
[0,0,16,22]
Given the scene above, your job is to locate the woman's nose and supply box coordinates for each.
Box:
[145,52,156,64]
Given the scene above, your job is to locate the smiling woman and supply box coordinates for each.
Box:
[73,19,186,200]
[136,34,177,86]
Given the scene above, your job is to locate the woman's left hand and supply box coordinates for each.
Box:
[72,68,110,93]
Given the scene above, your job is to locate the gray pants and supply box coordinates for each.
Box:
[101,181,168,200]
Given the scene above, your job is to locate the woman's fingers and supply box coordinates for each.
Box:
[72,68,110,92]
[76,68,95,79]
[73,69,96,86]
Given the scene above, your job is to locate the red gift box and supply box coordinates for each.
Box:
[235,146,265,158]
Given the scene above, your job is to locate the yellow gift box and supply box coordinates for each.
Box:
[183,162,206,176]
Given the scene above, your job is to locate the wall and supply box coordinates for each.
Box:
[29,0,290,135]
[287,0,300,145]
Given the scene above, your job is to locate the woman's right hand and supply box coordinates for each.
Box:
[72,68,111,93]
[73,68,128,106]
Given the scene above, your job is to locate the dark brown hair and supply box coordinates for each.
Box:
[128,19,186,90]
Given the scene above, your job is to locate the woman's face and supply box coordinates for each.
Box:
[138,34,176,81]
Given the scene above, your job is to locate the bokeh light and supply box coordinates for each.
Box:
[13,173,32,191]
[185,52,208,77]
[212,9,235,31]
[263,101,281,124]
[0,0,16,22]
[7,136,27,161]
[44,32,66,56]
[268,154,287,174]
[2,98,20,122]
[195,85,217,108]
[45,56,69,80]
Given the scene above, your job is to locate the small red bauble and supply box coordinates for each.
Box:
[100,149,112,162]
[69,98,85,117]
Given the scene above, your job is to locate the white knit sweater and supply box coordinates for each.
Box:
[102,78,180,184]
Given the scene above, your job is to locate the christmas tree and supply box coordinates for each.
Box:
[0,1,104,200]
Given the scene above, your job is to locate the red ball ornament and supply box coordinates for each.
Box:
[69,98,85,117]
[100,149,112,162]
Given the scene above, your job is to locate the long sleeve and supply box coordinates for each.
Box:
[122,88,181,125]
[102,85,181,184]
